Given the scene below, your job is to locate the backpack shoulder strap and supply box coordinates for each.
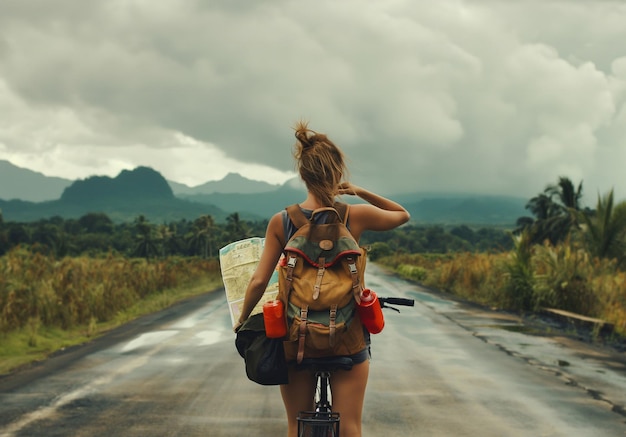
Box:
[285,204,309,229]
[333,202,350,225]
[287,202,350,228]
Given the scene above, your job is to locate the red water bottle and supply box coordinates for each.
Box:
[263,300,287,338]
[357,288,385,334]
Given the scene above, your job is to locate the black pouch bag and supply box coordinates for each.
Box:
[235,313,289,386]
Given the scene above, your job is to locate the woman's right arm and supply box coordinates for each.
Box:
[338,182,410,240]
[233,212,284,332]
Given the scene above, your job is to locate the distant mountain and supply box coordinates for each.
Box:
[0,160,72,202]
[181,182,307,218]
[183,186,527,226]
[0,161,529,226]
[62,166,174,202]
[403,195,527,225]
[0,167,234,223]
[169,172,280,196]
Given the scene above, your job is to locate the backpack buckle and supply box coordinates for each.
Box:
[287,255,297,268]
[348,260,358,275]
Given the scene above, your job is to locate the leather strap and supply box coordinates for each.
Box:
[333,202,350,225]
[285,254,297,295]
[297,306,308,364]
[310,207,342,223]
[313,257,325,300]
[329,304,337,347]
[345,255,362,303]
[286,202,350,228]
[285,204,309,229]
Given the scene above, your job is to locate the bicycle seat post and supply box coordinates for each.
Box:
[296,357,352,437]
[315,370,332,413]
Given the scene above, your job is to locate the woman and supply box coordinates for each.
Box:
[234,121,410,437]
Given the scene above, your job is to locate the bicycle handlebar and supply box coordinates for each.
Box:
[379,297,415,307]
[378,296,415,313]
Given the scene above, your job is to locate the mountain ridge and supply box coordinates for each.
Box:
[0,160,527,225]
[0,166,233,223]
[169,172,280,196]
[0,160,73,202]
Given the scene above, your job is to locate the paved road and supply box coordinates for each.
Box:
[1,264,626,436]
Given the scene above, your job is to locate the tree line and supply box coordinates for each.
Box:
[4,175,622,266]
[0,211,261,259]
[0,208,515,261]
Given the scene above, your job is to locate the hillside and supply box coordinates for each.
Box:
[0,160,72,202]
[170,172,280,195]
[0,167,232,223]
[183,189,527,226]
[61,166,174,202]
[404,195,527,225]
[0,161,528,225]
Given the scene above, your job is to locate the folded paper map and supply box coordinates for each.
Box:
[219,237,280,325]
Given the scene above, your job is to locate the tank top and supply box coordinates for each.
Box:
[281,207,351,240]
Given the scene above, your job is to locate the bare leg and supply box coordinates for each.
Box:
[329,360,369,437]
[280,366,316,437]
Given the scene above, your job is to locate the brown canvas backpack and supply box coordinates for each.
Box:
[278,203,367,363]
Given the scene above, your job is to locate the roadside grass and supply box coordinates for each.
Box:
[0,275,223,375]
[379,246,626,339]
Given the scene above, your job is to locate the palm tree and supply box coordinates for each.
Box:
[187,215,216,258]
[581,189,626,268]
[158,223,184,257]
[516,177,585,245]
[226,212,249,242]
[155,224,171,257]
[547,176,586,234]
[547,177,583,211]
[133,215,158,259]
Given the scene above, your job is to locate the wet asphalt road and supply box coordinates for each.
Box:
[1,264,626,436]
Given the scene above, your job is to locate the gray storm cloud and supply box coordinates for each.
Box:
[0,1,625,201]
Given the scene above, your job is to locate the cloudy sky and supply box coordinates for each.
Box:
[1,1,625,204]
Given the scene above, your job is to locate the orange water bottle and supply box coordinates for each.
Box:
[357,288,385,334]
[263,300,287,338]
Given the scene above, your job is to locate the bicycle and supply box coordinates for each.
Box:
[294,296,415,437]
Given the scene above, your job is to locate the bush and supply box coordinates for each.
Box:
[397,264,427,282]
[377,236,626,336]
[531,242,600,315]
[0,248,219,333]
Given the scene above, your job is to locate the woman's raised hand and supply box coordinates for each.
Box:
[337,182,360,196]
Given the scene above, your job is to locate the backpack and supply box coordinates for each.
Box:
[278,203,367,364]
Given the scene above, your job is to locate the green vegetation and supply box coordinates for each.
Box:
[0,211,263,259]
[0,207,260,374]
[378,177,626,337]
[2,175,625,375]
[0,248,222,374]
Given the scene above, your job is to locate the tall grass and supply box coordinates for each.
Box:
[380,240,626,336]
[0,247,220,334]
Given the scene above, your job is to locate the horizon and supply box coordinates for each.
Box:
[0,158,530,226]
[1,158,610,207]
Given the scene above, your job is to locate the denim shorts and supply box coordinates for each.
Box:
[349,346,371,364]
[288,328,372,366]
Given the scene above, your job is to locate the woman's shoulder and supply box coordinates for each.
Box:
[270,211,285,223]
[346,202,370,217]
